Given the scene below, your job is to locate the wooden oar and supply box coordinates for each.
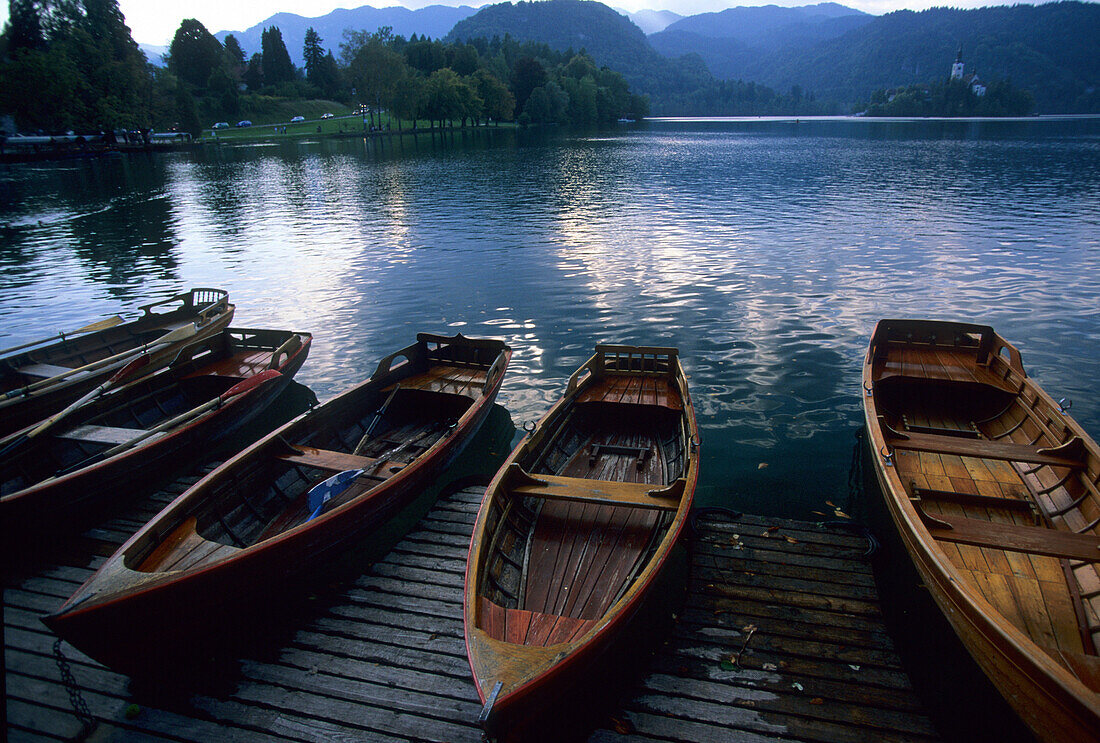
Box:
[52,370,282,478]
[0,354,152,461]
[0,316,124,357]
[351,384,400,456]
[0,323,198,403]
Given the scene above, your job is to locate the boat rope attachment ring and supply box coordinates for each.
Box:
[879,445,894,466]
[1058,397,1072,413]
[522,420,536,433]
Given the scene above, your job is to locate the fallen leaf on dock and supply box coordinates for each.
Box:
[833,507,851,519]
[610,717,635,734]
[848,664,861,671]
[762,663,779,671]
[810,698,824,705]
[785,536,799,544]
[792,682,804,691]
[758,462,768,469]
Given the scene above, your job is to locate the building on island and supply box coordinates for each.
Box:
[950,47,986,96]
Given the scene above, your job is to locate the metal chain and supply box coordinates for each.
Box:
[53,639,98,742]
[848,426,865,513]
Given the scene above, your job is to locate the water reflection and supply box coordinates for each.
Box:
[2,118,1098,519]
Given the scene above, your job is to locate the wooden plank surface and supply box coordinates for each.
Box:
[4,474,941,742]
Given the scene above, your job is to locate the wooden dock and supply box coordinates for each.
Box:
[4,474,942,742]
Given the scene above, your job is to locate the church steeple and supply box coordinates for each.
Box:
[950,45,965,80]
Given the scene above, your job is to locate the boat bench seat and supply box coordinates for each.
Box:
[57,424,163,446]
[276,445,408,479]
[16,363,75,379]
[505,465,683,511]
[922,510,1100,562]
[277,446,378,473]
[888,430,1086,469]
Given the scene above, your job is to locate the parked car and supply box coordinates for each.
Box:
[291,116,305,123]
[212,122,229,130]
[236,120,252,128]
[321,113,334,119]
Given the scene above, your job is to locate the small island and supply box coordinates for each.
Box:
[861,48,1035,117]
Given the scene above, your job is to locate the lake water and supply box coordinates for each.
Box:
[3,116,1099,521]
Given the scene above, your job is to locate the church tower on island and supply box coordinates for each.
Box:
[951,47,965,80]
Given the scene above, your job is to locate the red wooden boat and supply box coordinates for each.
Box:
[464,344,699,738]
[1,327,310,530]
[44,333,510,675]
[863,319,1100,743]
[0,288,234,437]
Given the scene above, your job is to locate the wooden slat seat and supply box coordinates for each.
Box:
[16,363,75,379]
[57,424,164,446]
[277,446,378,473]
[887,430,1086,469]
[924,512,1100,562]
[506,466,682,511]
[576,375,683,410]
[873,347,1019,393]
[911,486,1039,516]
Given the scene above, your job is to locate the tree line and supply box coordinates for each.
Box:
[861,78,1035,117]
[0,0,647,136]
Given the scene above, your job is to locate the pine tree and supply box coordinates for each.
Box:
[260,26,294,85]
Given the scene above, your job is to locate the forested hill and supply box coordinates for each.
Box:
[446,0,718,111]
[660,2,1100,113]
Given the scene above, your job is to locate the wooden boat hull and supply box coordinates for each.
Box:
[862,319,1100,743]
[44,333,510,675]
[465,345,699,738]
[0,327,310,530]
[0,288,234,437]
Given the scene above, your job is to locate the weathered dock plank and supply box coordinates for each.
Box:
[4,476,942,742]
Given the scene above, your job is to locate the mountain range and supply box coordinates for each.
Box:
[212,5,482,64]
[197,1,1098,114]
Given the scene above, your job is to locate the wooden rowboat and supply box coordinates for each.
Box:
[0,288,234,437]
[862,319,1100,743]
[464,344,699,737]
[44,333,510,674]
[1,327,310,530]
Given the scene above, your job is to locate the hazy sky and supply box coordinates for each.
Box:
[0,0,1067,46]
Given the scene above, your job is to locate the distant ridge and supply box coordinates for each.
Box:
[215,5,480,64]
[622,8,683,34]
[649,3,871,80]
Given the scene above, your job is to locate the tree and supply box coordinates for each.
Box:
[260,26,294,85]
[472,69,514,123]
[243,52,262,91]
[423,68,465,128]
[168,19,223,89]
[7,0,46,52]
[223,34,244,76]
[343,27,405,127]
[511,56,547,115]
[391,74,425,129]
[303,27,324,83]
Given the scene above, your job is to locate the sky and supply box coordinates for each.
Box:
[0,0,1066,47]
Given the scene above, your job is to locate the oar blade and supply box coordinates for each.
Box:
[74,315,124,334]
[306,469,365,521]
